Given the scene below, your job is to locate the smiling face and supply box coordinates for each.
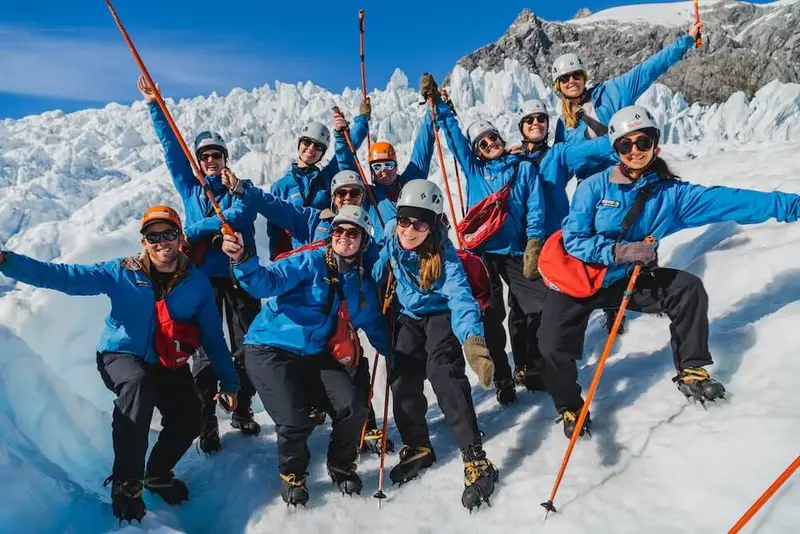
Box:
[615,131,656,171]
[331,223,363,257]
[198,149,225,177]
[396,216,432,251]
[476,132,505,160]
[333,186,364,211]
[370,160,398,186]
[557,71,586,99]
[141,222,181,270]
[520,114,549,143]
[298,137,325,167]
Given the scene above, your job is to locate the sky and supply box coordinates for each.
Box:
[0,0,776,120]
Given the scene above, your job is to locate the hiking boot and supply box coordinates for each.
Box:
[673,367,726,404]
[327,463,363,496]
[361,428,395,455]
[557,410,592,439]
[461,444,499,511]
[494,377,517,406]
[389,445,436,485]
[513,366,546,392]
[604,309,626,335]
[309,406,327,426]
[104,477,146,524]
[199,415,221,454]
[231,409,261,436]
[280,473,309,506]
[143,471,189,505]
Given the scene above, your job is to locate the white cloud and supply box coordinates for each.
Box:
[0,26,282,102]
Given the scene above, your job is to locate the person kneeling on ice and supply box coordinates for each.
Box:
[224,169,396,455]
[0,206,239,524]
[537,105,800,438]
[374,180,499,511]
[221,206,390,506]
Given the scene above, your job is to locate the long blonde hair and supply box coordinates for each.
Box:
[417,230,443,292]
[555,72,588,129]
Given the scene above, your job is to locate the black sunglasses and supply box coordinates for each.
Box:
[332,226,362,239]
[397,216,431,232]
[334,188,363,199]
[522,114,548,126]
[478,133,501,151]
[300,137,326,152]
[557,72,584,85]
[614,135,655,155]
[144,228,180,244]
[199,151,224,162]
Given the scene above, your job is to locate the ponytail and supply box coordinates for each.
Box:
[417,230,443,292]
[650,156,680,182]
[561,99,579,129]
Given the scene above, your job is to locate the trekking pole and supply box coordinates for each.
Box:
[358,10,371,151]
[693,0,702,48]
[541,236,656,521]
[105,0,233,236]
[374,314,395,509]
[358,352,382,454]
[727,455,800,534]
[428,95,463,249]
[439,89,466,218]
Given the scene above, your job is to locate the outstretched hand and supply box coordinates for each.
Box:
[688,21,704,40]
[221,232,246,262]
[137,75,158,103]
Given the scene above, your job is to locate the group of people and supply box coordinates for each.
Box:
[4,19,800,523]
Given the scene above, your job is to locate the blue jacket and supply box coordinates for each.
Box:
[266,125,359,258]
[375,220,484,344]
[148,102,257,279]
[0,252,239,392]
[234,247,389,356]
[240,183,332,246]
[520,137,615,237]
[563,166,800,287]
[435,101,546,255]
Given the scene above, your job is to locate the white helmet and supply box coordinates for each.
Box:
[194,131,228,159]
[466,120,503,150]
[607,105,659,145]
[331,170,365,196]
[551,53,587,82]
[518,99,549,126]
[331,205,372,236]
[397,180,444,215]
[299,121,331,151]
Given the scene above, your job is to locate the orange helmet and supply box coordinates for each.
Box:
[368,141,396,163]
[140,205,183,233]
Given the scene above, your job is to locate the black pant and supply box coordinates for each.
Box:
[538,268,712,413]
[244,345,368,475]
[391,312,481,451]
[482,254,549,382]
[193,277,260,418]
[97,352,202,481]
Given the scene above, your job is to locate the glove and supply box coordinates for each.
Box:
[463,336,494,389]
[420,73,440,103]
[359,97,371,120]
[613,241,657,266]
[523,238,543,280]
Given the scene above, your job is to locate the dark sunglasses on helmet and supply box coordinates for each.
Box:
[144,228,180,244]
[334,187,363,200]
[332,226,362,239]
[370,160,397,173]
[558,72,584,85]
[397,216,431,233]
[199,151,224,162]
[522,114,548,126]
[300,137,326,152]
[614,134,655,155]
[478,133,501,151]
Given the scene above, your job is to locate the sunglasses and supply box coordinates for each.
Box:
[614,135,655,155]
[334,188,363,200]
[557,72,584,85]
[144,228,180,244]
[522,114,548,126]
[397,216,431,233]
[300,137,326,152]
[199,151,224,162]
[332,226,362,239]
[478,133,501,151]
[370,160,396,173]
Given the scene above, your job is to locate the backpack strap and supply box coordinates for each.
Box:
[615,179,660,244]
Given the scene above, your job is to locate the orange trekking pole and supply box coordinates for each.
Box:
[105,0,233,235]
[541,237,656,520]
[428,95,463,249]
[693,0,702,48]
[727,455,800,533]
[358,10,371,151]
[373,314,396,509]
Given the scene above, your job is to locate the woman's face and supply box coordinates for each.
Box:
[615,131,656,171]
[199,150,225,177]
[520,114,549,143]
[331,224,363,257]
[332,186,364,211]
[298,137,325,166]
[476,133,504,160]
[397,216,431,250]
[557,71,586,99]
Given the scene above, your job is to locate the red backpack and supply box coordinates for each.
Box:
[323,270,362,367]
[456,163,520,251]
[153,300,201,369]
[457,250,492,313]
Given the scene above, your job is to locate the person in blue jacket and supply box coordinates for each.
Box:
[138,77,260,452]
[0,205,239,524]
[425,74,549,407]
[551,21,703,181]
[374,180,498,511]
[265,108,359,258]
[538,105,800,438]
[221,205,389,506]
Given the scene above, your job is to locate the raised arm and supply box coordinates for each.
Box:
[0,253,116,295]
[402,110,435,181]
[147,102,198,199]
[558,136,616,178]
[435,101,482,178]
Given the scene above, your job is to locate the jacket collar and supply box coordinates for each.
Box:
[609,166,660,187]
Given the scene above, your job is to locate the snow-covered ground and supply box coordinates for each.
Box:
[1,54,800,533]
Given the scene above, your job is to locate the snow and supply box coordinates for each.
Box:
[2,52,800,533]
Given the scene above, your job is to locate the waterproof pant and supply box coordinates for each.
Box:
[244,345,368,475]
[193,276,260,418]
[97,352,202,481]
[482,254,549,382]
[391,312,481,451]
[538,268,713,413]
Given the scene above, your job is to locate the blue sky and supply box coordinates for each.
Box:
[0,0,772,119]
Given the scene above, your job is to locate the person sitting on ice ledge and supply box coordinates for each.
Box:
[0,205,239,524]
[536,105,800,439]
